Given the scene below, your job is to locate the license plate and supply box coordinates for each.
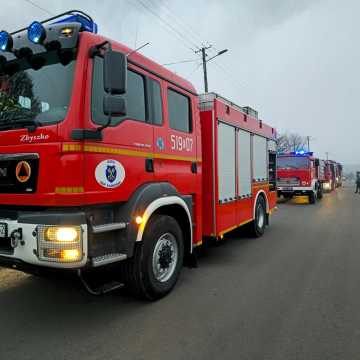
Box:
[0,223,8,238]
[283,187,293,191]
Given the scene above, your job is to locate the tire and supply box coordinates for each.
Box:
[317,183,323,200]
[309,191,316,204]
[120,215,184,300]
[249,196,267,238]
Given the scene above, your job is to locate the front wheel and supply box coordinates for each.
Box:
[249,196,267,238]
[309,191,317,204]
[120,215,184,300]
[317,183,323,199]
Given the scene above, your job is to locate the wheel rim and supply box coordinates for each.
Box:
[152,232,178,283]
[257,204,265,229]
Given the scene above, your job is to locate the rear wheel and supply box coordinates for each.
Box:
[249,196,267,238]
[120,215,184,300]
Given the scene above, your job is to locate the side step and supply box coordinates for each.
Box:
[77,269,124,296]
[91,253,127,267]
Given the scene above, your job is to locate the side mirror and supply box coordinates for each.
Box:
[315,159,320,167]
[103,95,127,117]
[103,49,127,94]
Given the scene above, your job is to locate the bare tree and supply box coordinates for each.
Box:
[277,132,307,153]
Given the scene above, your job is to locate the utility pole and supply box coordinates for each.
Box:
[326,152,329,160]
[196,45,212,93]
[196,46,228,93]
[201,47,209,93]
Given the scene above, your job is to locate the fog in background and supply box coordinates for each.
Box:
[2,0,359,165]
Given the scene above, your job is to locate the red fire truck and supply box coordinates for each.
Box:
[277,151,323,204]
[335,163,343,187]
[323,160,337,192]
[0,11,277,299]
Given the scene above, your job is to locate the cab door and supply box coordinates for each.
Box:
[153,84,198,196]
[83,57,155,202]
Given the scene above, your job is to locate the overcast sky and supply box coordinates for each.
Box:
[2,0,359,164]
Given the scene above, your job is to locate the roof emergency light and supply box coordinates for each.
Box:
[292,150,313,156]
[0,31,13,51]
[53,14,98,34]
[28,21,47,44]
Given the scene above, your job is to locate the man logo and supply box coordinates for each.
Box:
[15,161,31,183]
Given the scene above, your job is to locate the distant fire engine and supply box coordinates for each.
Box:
[277,151,323,204]
[323,160,342,192]
[0,11,277,299]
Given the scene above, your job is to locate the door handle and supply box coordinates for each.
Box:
[145,158,154,173]
[191,162,197,174]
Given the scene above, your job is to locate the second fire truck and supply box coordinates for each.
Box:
[277,151,323,204]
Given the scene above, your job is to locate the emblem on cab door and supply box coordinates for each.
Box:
[95,159,125,189]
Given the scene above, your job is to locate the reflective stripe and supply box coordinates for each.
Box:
[55,187,84,194]
[62,143,201,163]
[219,218,253,236]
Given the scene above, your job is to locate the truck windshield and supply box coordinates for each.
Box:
[277,156,310,169]
[0,53,75,131]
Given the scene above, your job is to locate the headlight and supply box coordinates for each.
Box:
[37,225,83,263]
[45,227,80,242]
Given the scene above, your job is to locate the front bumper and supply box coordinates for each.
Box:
[278,186,313,195]
[0,211,88,269]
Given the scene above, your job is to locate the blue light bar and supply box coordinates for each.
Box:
[52,14,98,33]
[291,151,313,156]
[0,31,13,51]
[28,21,47,44]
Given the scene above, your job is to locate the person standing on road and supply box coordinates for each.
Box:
[355,172,360,194]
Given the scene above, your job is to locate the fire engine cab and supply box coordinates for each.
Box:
[277,151,323,204]
[0,11,277,299]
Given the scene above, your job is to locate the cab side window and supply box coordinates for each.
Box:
[148,79,163,125]
[167,89,191,133]
[92,57,146,126]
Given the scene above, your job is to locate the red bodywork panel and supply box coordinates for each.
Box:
[200,94,277,237]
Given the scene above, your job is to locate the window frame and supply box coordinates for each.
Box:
[167,87,193,134]
[146,77,164,127]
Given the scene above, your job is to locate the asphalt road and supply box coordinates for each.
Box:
[0,184,359,360]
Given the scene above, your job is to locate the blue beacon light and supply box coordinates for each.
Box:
[0,31,13,51]
[52,14,98,33]
[28,21,47,44]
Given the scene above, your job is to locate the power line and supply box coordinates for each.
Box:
[212,60,248,93]
[22,0,54,16]
[185,62,203,78]
[131,0,250,96]
[146,0,252,95]
[131,0,200,52]
[149,0,206,50]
